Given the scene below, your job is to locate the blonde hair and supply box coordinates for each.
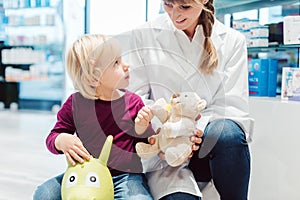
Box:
[66,34,121,99]
[164,0,218,74]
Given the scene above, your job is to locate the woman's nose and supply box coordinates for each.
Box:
[171,5,181,16]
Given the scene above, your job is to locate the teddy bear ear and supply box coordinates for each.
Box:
[172,93,180,98]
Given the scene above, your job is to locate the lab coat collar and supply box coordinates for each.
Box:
[211,19,226,51]
[155,16,226,63]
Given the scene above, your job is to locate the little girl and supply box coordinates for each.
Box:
[33,34,154,200]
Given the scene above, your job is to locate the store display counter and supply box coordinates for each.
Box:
[249,97,300,199]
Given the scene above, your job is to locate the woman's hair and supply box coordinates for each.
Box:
[198,0,218,74]
[66,34,120,99]
[163,0,218,74]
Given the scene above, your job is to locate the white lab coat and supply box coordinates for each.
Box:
[118,13,254,199]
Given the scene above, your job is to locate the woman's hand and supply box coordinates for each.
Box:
[55,133,91,166]
[188,129,204,158]
[189,113,204,157]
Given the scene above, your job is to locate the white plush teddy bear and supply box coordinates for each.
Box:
[135,92,206,167]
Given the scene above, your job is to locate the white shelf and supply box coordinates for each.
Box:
[250,96,300,105]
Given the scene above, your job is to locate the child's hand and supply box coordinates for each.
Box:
[55,133,91,166]
[135,106,153,126]
[135,106,153,135]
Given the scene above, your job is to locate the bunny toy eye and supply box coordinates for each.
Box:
[86,172,100,188]
[66,172,78,188]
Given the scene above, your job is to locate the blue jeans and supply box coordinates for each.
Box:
[159,192,201,200]
[33,173,153,200]
[113,173,153,200]
[189,119,251,200]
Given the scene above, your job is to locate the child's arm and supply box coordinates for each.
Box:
[55,133,91,166]
[135,106,154,135]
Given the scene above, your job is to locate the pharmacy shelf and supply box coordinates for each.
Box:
[0,0,64,110]
[247,44,300,53]
[215,0,299,16]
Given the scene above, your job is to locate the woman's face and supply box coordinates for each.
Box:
[163,0,204,37]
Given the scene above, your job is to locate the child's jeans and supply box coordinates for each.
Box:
[33,173,153,200]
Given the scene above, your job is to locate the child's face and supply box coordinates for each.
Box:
[99,56,130,90]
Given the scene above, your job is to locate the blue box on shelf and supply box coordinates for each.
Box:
[248,59,278,97]
[267,59,278,97]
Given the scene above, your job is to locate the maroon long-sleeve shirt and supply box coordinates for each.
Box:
[46,90,154,175]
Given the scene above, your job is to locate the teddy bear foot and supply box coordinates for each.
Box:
[165,148,191,167]
[135,143,159,159]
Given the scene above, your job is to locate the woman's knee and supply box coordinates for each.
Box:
[206,119,245,144]
[199,119,246,158]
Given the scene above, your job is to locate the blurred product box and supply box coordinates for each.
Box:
[233,19,266,47]
[242,19,259,30]
[283,15,300,45]
[249,37,269,47]
[233,18,246,30]
[250,26,269,38]
[248,59,278,97]
[233,18,259,30]
[281,67,300,101]
[268,22,283,44]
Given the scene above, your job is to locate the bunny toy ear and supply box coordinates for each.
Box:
[99,135,113,166]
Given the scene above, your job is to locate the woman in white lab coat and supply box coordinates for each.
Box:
[123,0,254,199]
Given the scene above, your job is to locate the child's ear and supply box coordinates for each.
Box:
[89,58,97,66]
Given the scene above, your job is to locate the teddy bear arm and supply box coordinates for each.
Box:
[151,98,170,123]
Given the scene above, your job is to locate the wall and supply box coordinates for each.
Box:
[63,0,85,100]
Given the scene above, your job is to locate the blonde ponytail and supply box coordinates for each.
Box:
[198,0,218,74]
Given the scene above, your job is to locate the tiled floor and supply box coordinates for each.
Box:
[0,109,66,200]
